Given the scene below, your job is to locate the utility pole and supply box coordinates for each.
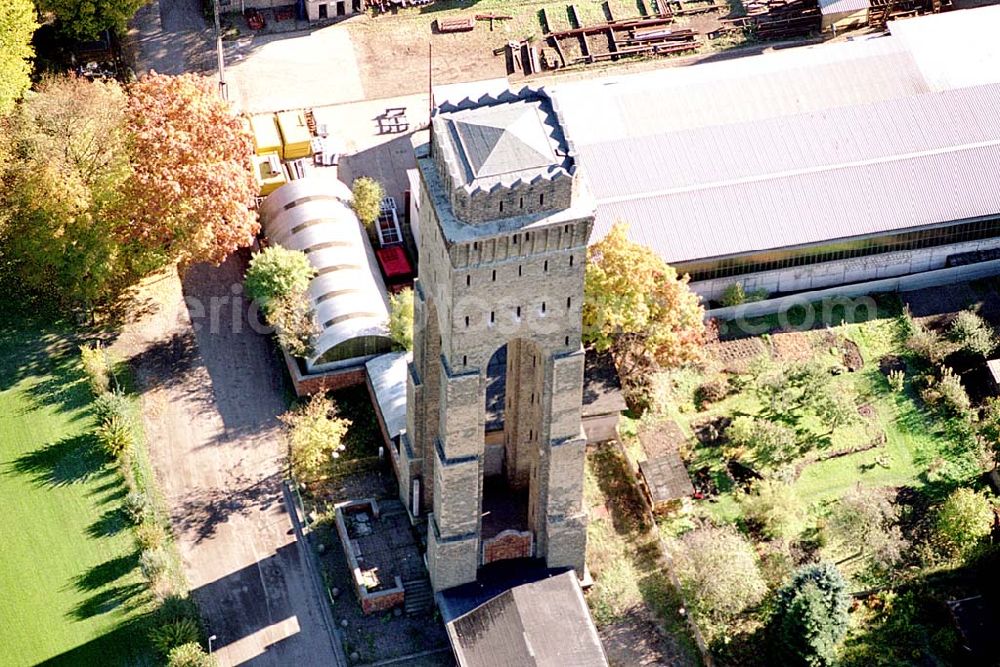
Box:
[213,0,228,99]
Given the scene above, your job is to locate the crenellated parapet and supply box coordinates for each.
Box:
[430,87,581,225]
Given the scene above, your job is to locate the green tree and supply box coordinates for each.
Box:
[933,487,994,561]
[0,76,135,308]
[351,177,384,229]
[0,0,36,116]
[949,309,995,357]
[244,246,316,312]
[583,223,705,369]
[388,287,413,351]
[280,394,352,483]
[150,618,200,656]
[770,563,850,667]
[979,396,1000,467]
[740,479,806,540]
[670,525,767,622]
[167,642,218,667]
[39,0,148,40]
[725,416,799,468]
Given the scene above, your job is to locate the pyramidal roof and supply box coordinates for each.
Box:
[452,102,558,179]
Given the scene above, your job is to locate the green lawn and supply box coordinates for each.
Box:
[0,319,155,667]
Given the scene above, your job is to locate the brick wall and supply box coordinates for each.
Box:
[282,350,366,396]
[482,530,533,565]
[361,589,405,615]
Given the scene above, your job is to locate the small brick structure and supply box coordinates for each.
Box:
[481,529,534,565]
[334,499,407,615]
[283,350,366,396]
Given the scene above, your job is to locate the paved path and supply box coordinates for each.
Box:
[130,0,214,75]
[113,255,341,666]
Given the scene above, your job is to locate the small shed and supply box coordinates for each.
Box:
[819,0,870,32]
[637,424,694,516]
[250,114,283,158]
[252,151,287,196]
[581,349,626,444]
[276,110,313,159]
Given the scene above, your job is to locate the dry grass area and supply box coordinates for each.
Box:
[347,0,749,99]
[584,445,701,666]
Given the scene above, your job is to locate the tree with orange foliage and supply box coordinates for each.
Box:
[119,73,259,268]
[583,222,705,369]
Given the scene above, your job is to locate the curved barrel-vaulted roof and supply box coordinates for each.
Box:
[260,176,392,372]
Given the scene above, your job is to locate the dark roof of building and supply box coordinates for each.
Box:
[433,90,575,192]
[638,425,695,503]
[582,348,627,418]
[446,571,608,667]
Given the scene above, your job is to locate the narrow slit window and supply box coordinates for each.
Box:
[463,355,467,366]
[539,193,544,206]
[490,311,495,324]
[544,260,548,272]
[466,275,471,287]
[519,196,524,208]
[513,234,518,245]
[541,302,546,313]
[516,306,521,318]
[464,316,469,327]
[492,269,497,281]
[569,255,574,267]
[564,336,570,346]
[518,265,522,277]
[499,201,504,213]
[566,296,571,308]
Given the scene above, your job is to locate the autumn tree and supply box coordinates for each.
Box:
[0,76,135,307]
[670,525,767,623]
[118,73,258,268]
[388,287,414,351]
[583,223,705,369]
[280,394,352,482]
[39,0,148,40]
[0,0,36,116]
[351,177,384,229]
[769,563,850,667]
[740,479,806,540]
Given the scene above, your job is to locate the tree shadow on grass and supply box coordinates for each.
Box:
[37,614,155,667]
[0,320,97,419]
[73,551,141,592]
[6,433,111,488]
[590,445,651,535]
[68,582,148,622]
[86,507,130,539]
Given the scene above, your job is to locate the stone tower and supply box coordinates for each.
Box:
[397,88,596,592]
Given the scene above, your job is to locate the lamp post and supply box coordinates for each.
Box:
[212,0,227,99]
[208,634,218,654]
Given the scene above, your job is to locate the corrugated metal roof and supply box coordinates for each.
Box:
[543,36,1000,264]
[366,352,409,441]
[889,5,1000,92]
[819,0,869,15]
[261,177,391,372]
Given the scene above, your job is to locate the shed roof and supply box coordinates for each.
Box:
[446,571,608,667]
[260,176,391,372]
[818,0,869,15]
[639,453,695,504]
[366,351,409,441]
[250,114,282,155]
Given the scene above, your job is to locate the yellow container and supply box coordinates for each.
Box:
[276,110,313,160]
[250,114,283,158]
[252,151,287,196]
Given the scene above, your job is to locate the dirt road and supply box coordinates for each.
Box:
[113,254,342,666]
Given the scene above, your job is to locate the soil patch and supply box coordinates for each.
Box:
[692,415,731,448]
[771,331,815,363]
[879,355,907,375]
